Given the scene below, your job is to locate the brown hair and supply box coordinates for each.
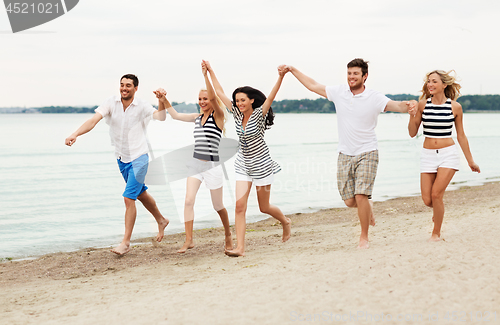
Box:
[347,58,369,77]
[120,74,138,87]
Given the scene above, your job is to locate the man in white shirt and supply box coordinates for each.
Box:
[281,59,417,249]
[65,74,169,255]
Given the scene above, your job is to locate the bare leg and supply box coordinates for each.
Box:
[344,195,373,248]
[424,168,456,241]
[420,173,436,209]
[137,190,169,242]
[178,177,202,253]
[256,185,291,242]
[354,194,371,249]
[369,199,375,226]
[210,187,233,251]
[111,197,136,255]
[177,220,195,253]
[225,181,252,257]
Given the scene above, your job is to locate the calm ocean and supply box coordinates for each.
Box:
[1,113,498,259]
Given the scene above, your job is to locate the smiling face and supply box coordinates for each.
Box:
[426,72,447,96]
[235,92,254,114]
[347,67,367,91]
[120,78,137,101]
[198,90,212,113]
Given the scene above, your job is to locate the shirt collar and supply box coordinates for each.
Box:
[344,84,368,97]
[114,95,138,106]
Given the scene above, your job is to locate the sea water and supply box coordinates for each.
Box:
[0,113,498,259]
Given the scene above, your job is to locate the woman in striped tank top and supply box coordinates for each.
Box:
[154,63,233,253]
[204,60,291,257]
[408,70,480,242]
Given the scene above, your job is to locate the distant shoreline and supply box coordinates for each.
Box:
[2,94,500,113]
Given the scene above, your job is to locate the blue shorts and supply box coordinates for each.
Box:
[117,154,149,200]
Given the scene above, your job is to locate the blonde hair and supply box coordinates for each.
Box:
[199,89,227,135]
[420,70,462,101]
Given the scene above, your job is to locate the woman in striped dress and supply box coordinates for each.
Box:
[154,63,233,253]
[203,60,291,257]
[408,70,480,241]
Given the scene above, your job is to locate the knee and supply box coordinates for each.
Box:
[235,200,247,215]
[344,197,357,208]
[431,191,443,203]
[213,202,225,212]
[124,197,136,208]
[184,197,196,209]
[422,196,433,207]
[259,204,271,214]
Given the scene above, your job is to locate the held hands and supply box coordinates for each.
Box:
[153,88,167,101]
[202,60,212,73]
[201,61,208,76]
[278,64,291,77]
[406,100,418,116]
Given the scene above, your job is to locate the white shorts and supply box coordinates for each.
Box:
[235,173,274,186]
[187,158,223,190]
[420,145,460,173]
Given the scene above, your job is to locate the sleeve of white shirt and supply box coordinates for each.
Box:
[325,85,342,102]
[140,100,157,124]
[95,97,113,117]
[374,91,391,113]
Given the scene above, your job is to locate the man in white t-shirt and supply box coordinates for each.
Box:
[281,59,417,249]
[65,74,169,255]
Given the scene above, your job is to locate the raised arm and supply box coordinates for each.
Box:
[65,112,103,146]
[408,100,425,138]
[261,66,287,117]
[153,88,199,123]
[286,65,327,98]
[203,60,233,111]
[202,62,225,121]
[153,94,167,121]
[453,102,480,172]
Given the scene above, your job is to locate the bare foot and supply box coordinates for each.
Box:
[282,217,291,242]
[369,200,376,226]
[225,248,245,257]
[177,240,194,253]
[357,239,369,249]
[155,218,170,242]
[111,242,130,255]
[428,234,443,242]
[224,234,233,251]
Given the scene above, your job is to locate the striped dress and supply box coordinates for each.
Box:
[422,98,455,138]
[193,112,222,161]
[232,106,280,179]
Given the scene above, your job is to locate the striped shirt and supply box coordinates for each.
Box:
[422,98,454,138]
[232,106,280,179]
[193,112,222,161]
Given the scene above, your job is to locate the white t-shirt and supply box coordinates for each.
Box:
[326,85,390,156]
[95,96,156,163]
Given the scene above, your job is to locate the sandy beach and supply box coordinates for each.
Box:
[1,182,499,325]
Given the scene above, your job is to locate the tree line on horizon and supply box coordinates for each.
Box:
[18,94,500,113]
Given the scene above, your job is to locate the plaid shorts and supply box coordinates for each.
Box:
[337,150,379,200]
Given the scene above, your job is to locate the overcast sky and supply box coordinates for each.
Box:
[1,0,499,107]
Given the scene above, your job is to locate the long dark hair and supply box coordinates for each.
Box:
[232,86,275,129]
